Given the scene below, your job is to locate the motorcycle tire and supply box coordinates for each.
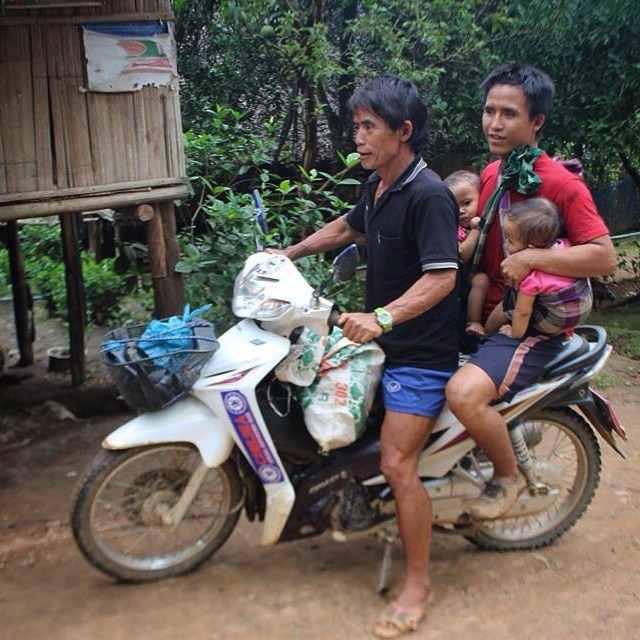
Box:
[467,408,601,551]
[71,444,243,582]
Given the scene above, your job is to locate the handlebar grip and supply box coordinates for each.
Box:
[328,306,342,328]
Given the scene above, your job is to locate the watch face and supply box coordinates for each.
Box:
[375,308,392,332]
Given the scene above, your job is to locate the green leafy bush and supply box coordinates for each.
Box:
[179,124,364,332]
[20,223,64,264]
[14,224,149,326]
[185,105,278,194]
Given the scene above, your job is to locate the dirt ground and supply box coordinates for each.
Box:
[0,302,639,640]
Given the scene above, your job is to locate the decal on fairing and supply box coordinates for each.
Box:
[255,255,286,276]
[222,390,284,484]
[213,370,251,385]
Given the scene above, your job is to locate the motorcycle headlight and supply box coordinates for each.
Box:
[232,265,292,319]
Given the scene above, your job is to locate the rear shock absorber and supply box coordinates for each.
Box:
[510,423,546,494]
[510,424,533,473]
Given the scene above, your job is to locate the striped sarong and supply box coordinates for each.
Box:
[503,278,593,335]
[531,278,593,334]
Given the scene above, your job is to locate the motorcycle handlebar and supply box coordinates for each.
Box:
[328,306,342,328]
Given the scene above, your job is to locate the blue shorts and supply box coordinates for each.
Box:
[468,332,566,400]
[382,366,453,418]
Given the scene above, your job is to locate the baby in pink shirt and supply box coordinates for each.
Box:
[484,198,593,339]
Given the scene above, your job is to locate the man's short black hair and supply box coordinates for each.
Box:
[481,63,556,124]
[348,75,428,153]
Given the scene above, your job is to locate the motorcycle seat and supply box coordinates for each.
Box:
[537,325,607,380]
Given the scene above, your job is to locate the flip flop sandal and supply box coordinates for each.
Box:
[373,596,433,639]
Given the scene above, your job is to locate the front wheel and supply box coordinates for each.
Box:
[71,444,243,582]
[468,408,601,551]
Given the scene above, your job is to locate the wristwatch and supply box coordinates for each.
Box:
[374,307,393,333]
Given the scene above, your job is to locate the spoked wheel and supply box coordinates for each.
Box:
[71,445,243,582]
[468,408,601,551]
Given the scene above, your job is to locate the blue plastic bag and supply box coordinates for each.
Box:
[137,305,211,372]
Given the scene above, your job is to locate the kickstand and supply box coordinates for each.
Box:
[376,528,398,595]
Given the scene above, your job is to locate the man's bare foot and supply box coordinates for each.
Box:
[466,322,485,337]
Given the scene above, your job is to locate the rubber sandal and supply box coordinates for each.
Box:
[373,595,434,639]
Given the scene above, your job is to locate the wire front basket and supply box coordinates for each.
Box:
[101,319,219,411]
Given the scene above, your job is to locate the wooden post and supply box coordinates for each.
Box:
[5,220,34,366]
[146,201,184,318]
[59,213,85,386]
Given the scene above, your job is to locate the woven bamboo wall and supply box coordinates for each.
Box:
[0,0,188,219]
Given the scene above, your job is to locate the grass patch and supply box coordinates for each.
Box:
[589,300,640,360]
[591,371,617,390]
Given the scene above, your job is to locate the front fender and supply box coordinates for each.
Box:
[103,396,234,467]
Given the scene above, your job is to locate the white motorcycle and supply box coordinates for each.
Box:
[71,203,627,583]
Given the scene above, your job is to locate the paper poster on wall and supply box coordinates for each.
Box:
[82,21,178,93]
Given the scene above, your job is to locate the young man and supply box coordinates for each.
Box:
[272,75,459,638]
[446,63,616,520]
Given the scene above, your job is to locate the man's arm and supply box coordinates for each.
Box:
[501,235,616,289]
[279,215,365,261]
[338,269,457,344]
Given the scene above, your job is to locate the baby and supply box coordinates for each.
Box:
[443,170,489,338]
[485,197,593,339]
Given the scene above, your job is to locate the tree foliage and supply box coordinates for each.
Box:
[174,1,522,172]
[168,0,640,327]
[506,0,640,187]
[174,0,640,184]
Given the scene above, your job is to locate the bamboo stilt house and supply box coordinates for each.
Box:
[0,0,189,385]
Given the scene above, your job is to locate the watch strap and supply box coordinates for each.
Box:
[374,307,393,333]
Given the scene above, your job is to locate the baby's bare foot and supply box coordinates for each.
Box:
[466,322,485,337]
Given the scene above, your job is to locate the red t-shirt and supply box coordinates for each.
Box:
[477,153,610,317]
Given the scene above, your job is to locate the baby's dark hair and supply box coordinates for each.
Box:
[443,170,480,191]
[506,197,560,248]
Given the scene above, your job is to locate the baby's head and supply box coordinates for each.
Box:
[503,197,560,254]
[444,171,480,227]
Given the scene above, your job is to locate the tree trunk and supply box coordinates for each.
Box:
[301,77,318,171]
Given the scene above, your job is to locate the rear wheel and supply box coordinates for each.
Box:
[468,408,601,551]
[71,445,243,582]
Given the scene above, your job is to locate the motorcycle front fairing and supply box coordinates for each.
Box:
[104,318,298,546]
[193,319,297,545]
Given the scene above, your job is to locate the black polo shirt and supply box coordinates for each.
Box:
[346,156,459,371]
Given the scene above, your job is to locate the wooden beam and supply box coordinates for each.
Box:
[59,212,85,386]
[147,205,167,279]
[5,220,34,366]
[134,203,155,222]
[0,184,190,221]
[0,13,175,27]
[147,200,184,318]
[0,177,189,204]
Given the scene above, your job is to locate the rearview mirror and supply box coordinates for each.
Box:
[332,244,359,282]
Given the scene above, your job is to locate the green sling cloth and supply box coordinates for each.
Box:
[469,145,544,278]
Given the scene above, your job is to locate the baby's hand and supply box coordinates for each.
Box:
[469,217,481,230]
[498,324,512,337]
